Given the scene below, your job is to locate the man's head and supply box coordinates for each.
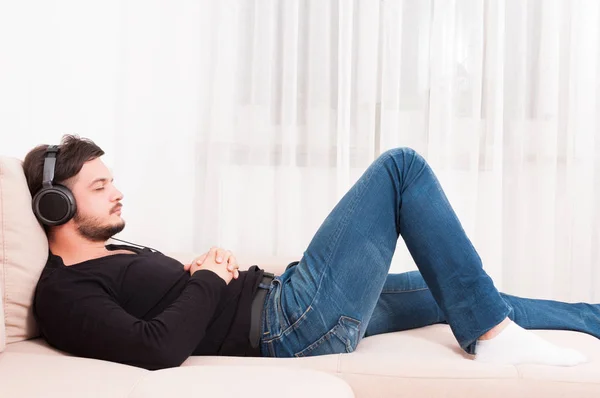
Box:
[23,134,125,242]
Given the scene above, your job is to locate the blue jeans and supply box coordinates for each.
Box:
[259,147,600,357]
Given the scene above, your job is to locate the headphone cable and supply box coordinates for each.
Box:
[109,236,162,254]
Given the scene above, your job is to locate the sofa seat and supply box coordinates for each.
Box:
[5,324,600,397]
[187,324,600,397]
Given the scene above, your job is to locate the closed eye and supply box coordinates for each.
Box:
[95,187,105,191]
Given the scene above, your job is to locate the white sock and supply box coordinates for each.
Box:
[475,322,588,366]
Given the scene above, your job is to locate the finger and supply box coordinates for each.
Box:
[226,253,236,271]
[196,252,208,265]
[228,264,239,272]
[215,248,226,263]
[184,263,191,271]
[203,247,217,264]
[227,254,237,266]
[218,249,233,265]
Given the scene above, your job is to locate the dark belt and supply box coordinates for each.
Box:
[249,272,275,349]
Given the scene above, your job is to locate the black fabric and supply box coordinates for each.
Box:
[33,244,265,370]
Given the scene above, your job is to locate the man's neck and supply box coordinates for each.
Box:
[48,228,108,266]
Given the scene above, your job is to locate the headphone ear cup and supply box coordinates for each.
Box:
[32,184,76,226]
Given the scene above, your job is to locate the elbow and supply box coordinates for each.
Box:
[143,347,188,370]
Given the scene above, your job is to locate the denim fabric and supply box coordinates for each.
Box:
[259,147,600,358]
[363,271,600,340]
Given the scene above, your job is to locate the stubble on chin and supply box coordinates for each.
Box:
[74,213,126,242]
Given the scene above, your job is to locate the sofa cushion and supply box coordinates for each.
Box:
[181,324,600,397]
[0,352,354,398]
[129,365,354,398]
[7,325,600,397]
[0,352,148,398]
[339,325,600,398]
[4,336,67,356]
[0,156,49,344]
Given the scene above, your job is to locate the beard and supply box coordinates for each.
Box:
[74,210,125,242]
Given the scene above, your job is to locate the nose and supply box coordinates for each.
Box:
[112,186,124,202]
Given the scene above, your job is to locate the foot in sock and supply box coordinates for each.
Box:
[475,321,588,366]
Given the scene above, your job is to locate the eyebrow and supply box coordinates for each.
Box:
[88,177,114,188]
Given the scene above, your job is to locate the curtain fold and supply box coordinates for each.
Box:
[1,0,598,301]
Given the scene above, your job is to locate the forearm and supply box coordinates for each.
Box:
[36,270,227,370]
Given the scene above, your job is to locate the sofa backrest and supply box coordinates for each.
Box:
[0,278,5,352]
[0,156,49,345]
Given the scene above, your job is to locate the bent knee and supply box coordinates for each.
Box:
[380,147,423,162]
[379,147,428,170]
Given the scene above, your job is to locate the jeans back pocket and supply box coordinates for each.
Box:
[294,316,362,358]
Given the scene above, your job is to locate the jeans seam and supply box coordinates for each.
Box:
[380,287,429,294]
[267,340,276,357]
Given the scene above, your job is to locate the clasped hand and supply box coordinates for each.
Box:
[183,247,240,285]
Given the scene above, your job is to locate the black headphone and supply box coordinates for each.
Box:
[31,145,77,226]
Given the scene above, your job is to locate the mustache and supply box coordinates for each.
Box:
[111,204,123,214]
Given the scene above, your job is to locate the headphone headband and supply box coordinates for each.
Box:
[42,145,59,188]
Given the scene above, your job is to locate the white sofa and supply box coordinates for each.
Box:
[1,155,599,397]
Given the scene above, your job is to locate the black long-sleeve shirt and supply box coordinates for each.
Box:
[32,244,265,370]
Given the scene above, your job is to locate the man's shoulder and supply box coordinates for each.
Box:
[37,254,105,294]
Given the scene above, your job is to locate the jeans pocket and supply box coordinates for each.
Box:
[294,316,362,358]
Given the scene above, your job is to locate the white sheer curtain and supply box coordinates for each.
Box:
[1,0,599,301]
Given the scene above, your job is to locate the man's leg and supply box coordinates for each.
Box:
[365,271,600,342]
[266,147,585,365]
[363,272,594,365]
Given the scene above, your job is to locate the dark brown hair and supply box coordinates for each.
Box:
[22,134,105,197]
